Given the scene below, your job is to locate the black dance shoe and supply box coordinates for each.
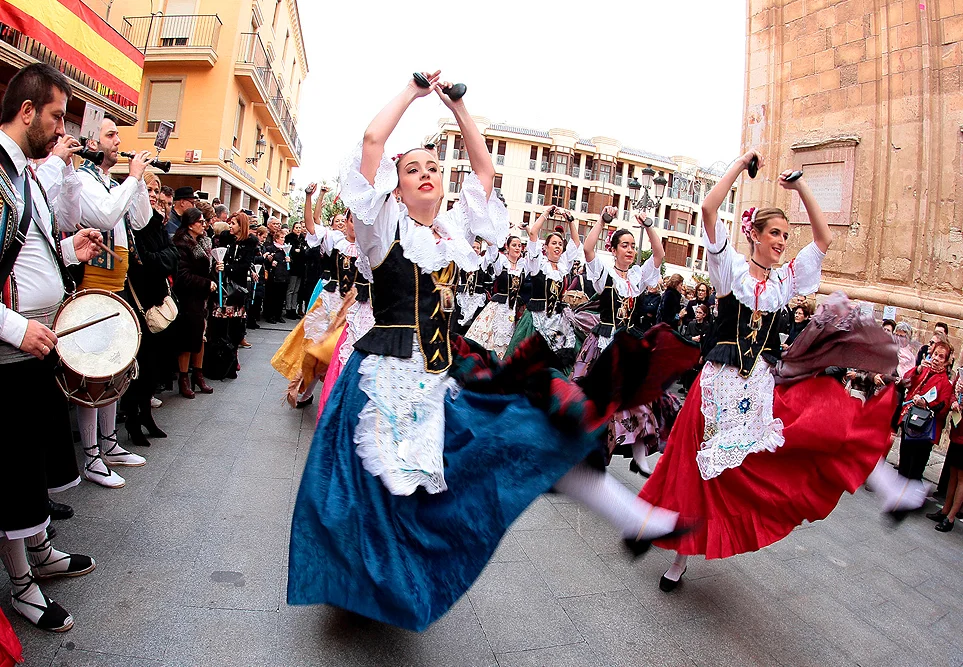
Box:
[125,419,151,448]
[659,567,686,592]
[936,518,955,532]
[926,510,947,522]
[622,519,699,560]
[295,394,314,409]
[47,499,73,521]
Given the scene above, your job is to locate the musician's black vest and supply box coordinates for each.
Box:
[353,236,457,374]
[704,293,782,378]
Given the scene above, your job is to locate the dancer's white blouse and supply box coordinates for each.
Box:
[584,254,661,299]
[696,218,825,480]
[523,238,580,280]
[583,253,662,352]
[339,143,509,496]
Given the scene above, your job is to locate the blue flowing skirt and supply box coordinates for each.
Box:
[307,278,326,311]
[287,350,602,631]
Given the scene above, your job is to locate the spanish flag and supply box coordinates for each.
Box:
[0,0,144,104]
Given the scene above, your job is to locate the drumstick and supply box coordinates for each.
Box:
[75,223,122,262]
[55,312,120,338]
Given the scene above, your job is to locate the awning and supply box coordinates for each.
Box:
[0,0,144,103]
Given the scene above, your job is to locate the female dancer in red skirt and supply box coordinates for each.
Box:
[640,151,924,591]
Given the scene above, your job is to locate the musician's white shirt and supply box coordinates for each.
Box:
[0,130,79,348]
[76,163,150,249]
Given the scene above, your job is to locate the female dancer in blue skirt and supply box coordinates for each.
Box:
[287,72,696,631]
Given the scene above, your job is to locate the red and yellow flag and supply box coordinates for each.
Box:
[0,0,144,103]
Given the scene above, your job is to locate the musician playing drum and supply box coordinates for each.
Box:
[75,114,153,488]
[0,63,101,633]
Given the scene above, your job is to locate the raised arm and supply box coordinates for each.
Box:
[436,80,494,196]
[702,150,761,246]
[360,72,440,185]
[529,207,551,241]
[567,212,581,248]
[780,172,831,253]
[583,217,604,263]
[302,183,317,236]
[640,215,665,266]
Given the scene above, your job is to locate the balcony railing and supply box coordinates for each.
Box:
[451,149,467,160]
[449,182,462,193]
[123,15,221,62]
[537,194,545,205]
[0,23,138,120]
[496,155,505,165]
[529,159,537,170]
[571,167,580,178]
[614,175,623,187]
[236,33,301,160]
[540,161,550,173]
[583,170,595,182]
[525,192,533,203]
[622,210,630,221]
[580,202,589,213]
[719,201,735,214]
[568,199,576,209]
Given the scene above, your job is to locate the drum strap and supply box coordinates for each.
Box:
[0,149,34,292]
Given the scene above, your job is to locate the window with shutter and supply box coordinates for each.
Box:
[145,80,182,133]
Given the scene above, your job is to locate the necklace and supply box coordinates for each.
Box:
[750,257,772,280]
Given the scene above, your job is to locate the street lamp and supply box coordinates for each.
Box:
[627,166,666,220]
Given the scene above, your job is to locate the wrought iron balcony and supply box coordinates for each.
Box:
[236,33,301,160]
[123,15,221,65]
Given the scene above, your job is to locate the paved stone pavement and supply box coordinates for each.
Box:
[5,323,963,667]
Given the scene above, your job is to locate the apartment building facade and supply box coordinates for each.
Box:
[430,120,738,281]
[87,0,306,222]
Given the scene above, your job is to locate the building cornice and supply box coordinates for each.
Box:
[286,0,308,77]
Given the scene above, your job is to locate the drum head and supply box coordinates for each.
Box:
[55,291,140,378]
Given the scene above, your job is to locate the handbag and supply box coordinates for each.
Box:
[903,404,936,440]
[128,279,178,334]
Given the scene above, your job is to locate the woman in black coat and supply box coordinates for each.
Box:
[262,228,290,324]
[657,273,685,329]
[173,207,220,398]
[220,211,259,349]
[122,173,179,446]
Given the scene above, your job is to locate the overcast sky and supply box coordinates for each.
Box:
[292,0,746,186]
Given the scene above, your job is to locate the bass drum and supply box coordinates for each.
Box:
[53,289,141,408]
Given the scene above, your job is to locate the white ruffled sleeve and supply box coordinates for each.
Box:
[635,254,661,291]
[705,218,736,296]
[448,172,509,247]
[560,238,579,273]
[780,241,825,296]
[585,256,607,294]
[481,244,499,271]
[524,238,544,275]
[338,141,400,268]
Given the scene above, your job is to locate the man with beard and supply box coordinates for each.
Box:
[75,114,153,489]
[0,63,103,632]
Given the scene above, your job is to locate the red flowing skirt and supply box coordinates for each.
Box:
[639,370,897,559]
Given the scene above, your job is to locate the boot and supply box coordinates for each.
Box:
[141,412,167,439]
[179,371,195,399]
[191,369,214,394]
[124,415,151,448]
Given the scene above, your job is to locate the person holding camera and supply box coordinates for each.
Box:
[0,63,102,633]
[74,114,153,488]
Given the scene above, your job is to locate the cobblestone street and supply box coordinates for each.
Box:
[5,323,963,667]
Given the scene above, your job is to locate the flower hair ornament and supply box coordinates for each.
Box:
[605,229,616,251]
[741,207,757,244]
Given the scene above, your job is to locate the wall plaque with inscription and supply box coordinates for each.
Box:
[790,141,857,226]
[802,162,844,213]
